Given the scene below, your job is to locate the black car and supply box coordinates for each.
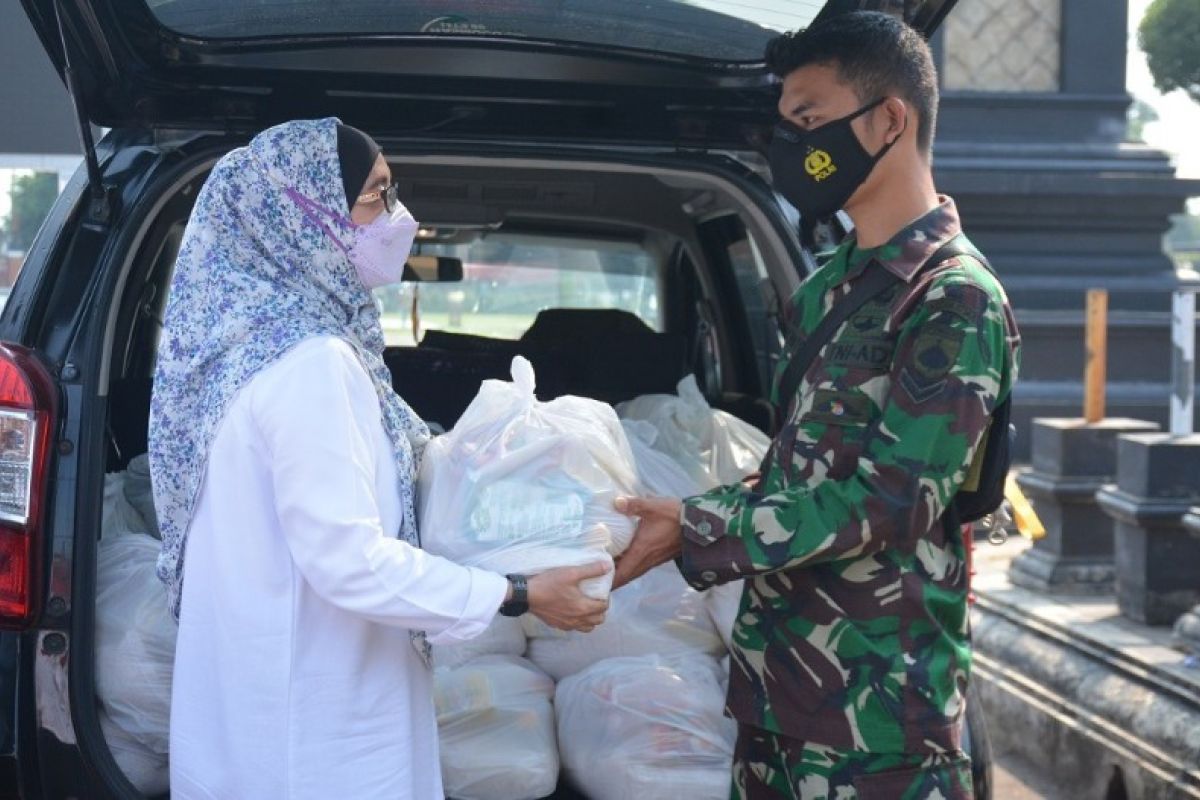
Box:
[0,1,991,798]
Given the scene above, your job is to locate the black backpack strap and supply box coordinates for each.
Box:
[773,264,901,427]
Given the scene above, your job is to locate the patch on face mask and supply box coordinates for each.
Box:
[805,388,872,426]
[804,148,838,182]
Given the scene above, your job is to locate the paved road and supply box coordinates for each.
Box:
[993,749,1072,799]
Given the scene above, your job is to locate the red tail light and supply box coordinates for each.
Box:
[0,343,57,629]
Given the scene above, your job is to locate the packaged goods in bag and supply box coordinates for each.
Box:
[419,356,637,598]
[525,564,724,681]
[95,528,176,796]
[555,655,736,800]
[435,655,558,800]
[618,375,770,488]
[434,614,527,671]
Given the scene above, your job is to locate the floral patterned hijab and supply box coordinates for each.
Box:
[149,118,430,621]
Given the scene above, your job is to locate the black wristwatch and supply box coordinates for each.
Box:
[499,573,529,617]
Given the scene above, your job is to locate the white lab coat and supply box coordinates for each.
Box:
[169,336,508,799]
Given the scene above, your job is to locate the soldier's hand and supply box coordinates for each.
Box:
[612,496,683,590]
[527,562,611,632]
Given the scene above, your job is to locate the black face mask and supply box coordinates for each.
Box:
[768,97,902,220]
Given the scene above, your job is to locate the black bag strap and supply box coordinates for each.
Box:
[773,234,990,430]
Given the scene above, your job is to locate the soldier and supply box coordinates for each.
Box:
[614,11,1020,800]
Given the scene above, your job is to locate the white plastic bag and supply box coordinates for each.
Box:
[525,564,725,681]
[419,356,637,598]
[435,655,559,800]
[101,455,159,540]
[704,580,744,653]
[100,714,169,796]
[101,472,149,540]
[124,453,160,537]
[434,614,527,671]
[621,420,706,498]
[618,375,770,488]
[95,530,176,795]
[555,655,736,800]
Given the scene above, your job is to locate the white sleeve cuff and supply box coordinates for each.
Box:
[425,567,510,645]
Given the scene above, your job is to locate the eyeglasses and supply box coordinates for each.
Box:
[356,181,401,214]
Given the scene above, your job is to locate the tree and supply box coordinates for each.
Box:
[1126,97,1160,143]
[2,173,59,253]
[1139,0,1200,103]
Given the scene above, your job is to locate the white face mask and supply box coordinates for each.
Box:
[347,203,420,290]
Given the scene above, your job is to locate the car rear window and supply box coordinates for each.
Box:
[144,0,825,62]
[377,232,662,346]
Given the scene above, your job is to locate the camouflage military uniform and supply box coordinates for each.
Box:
[677,197,1020,799]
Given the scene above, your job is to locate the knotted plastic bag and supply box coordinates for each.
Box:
[618,375,770,488]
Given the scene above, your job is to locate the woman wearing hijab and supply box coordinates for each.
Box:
[149,118,608,799]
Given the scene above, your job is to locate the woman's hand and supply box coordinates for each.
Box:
[527,562,611,632]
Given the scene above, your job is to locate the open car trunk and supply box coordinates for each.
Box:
[105,149,798,471]
[89,142,794,799]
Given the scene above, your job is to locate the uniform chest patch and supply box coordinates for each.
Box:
[805,388,872,426]
[825,337,893,370]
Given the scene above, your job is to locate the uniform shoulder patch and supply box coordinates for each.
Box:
[926,296,974,323]
[912,324,964,380]
[899,323,964,403]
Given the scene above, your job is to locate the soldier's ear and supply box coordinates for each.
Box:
[879,97,909,147]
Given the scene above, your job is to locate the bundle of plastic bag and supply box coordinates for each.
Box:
[525,564,725,681]
[95,529,177,796]
[618,375,770,488]
[419,356,637,599]
[555,655,736,800]
[435,655,558,800]
[434,614,527,671]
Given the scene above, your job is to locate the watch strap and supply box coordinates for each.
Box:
[499,573,529,617]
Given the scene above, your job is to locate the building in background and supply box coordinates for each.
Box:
[932,0,1198,453]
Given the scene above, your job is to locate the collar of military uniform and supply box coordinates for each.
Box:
[835,196,962,287]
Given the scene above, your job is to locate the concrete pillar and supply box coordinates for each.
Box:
[1172,508,1200,655]
[1096,433,1200,625]
[1009,417,1160,594]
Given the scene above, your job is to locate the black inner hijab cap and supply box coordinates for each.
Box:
[335,123,382,213]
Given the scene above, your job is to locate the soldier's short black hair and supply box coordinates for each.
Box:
[765,11,939,153]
